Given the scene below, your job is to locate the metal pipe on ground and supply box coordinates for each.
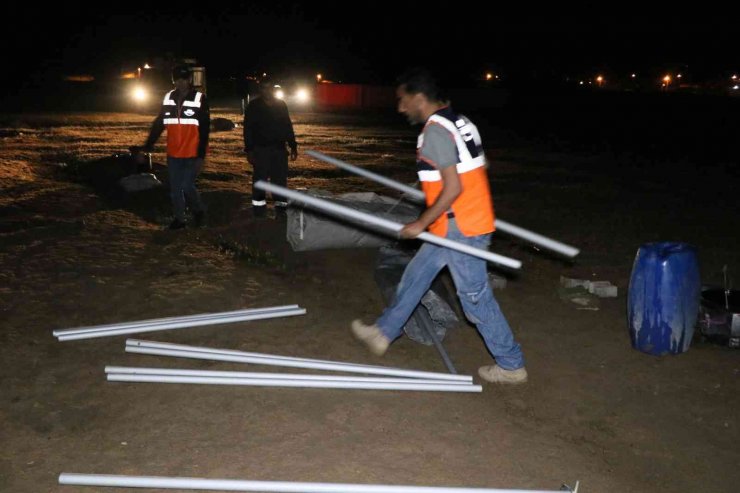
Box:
[106,373,483,392]
[59,473,573,493]
[104,366,470,385]
[126,339,390,368]
[57,308,307,342]
[123,343,473,382]
[53,305,300,338]
[306,150,580,258]
[254,181,522,269]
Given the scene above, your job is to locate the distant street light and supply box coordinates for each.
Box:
[596,75,604,87]
[485,72,493,80]
[316,73,322,82]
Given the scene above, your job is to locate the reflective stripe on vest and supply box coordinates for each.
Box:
[417,155,486,182]
[163,118,199,126]
[417,110,494,237]
[163,90,203,108]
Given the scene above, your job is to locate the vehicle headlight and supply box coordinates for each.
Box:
[295,88,310,103]
[132,86,148,102]
[274,89,285,99]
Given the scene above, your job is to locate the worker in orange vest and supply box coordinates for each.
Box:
[351,68,527,384]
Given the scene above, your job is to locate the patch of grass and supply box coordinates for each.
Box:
[216,237,287,270]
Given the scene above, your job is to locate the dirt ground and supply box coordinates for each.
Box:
[0,107,738,493]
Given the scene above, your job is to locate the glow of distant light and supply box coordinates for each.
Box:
[316,73,322,81]
[485,73,493,80]
[132,87,147,102]
[631,73,636,78]
[274,89,285,99]
[295,88,310,103]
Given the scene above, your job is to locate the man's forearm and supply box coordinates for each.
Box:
[144,115,164,150]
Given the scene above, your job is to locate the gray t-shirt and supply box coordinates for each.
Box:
[419,122,461,233]
[420,123,458,169]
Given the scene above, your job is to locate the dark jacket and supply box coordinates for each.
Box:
[243,95,297,152]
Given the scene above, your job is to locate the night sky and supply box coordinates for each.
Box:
[5,5,737,90]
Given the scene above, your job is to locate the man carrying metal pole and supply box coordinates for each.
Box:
[351,68,527,384]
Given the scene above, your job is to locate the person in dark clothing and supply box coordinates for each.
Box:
[141,64,210,229]
[243,78,298,217]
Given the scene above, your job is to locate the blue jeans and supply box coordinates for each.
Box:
[376,229,525,370]
[167,156,204,222]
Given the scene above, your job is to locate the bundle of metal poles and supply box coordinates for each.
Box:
[105,366,481,393]
[58,473,576,492]
[305,150,580,259]
[53,305,306,342]
[124,339,472,381]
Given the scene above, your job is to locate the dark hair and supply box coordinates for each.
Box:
[171,65,192,82]
[396,67,447,102]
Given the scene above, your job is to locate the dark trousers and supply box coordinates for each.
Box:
[251,146,288,207]
[167,156,204,221]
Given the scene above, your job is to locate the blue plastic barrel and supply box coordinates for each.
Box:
[627,242,701,355]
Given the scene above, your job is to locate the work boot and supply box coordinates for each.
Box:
[168,218,187,230]
[193,210,206,228]
[478,365,528,384]
[351,319,390,356]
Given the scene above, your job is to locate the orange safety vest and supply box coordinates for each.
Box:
[417,108,495,237]
[162,90,205,158]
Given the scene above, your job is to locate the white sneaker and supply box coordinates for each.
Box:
[351,319,390,356]
[478,365,528,384]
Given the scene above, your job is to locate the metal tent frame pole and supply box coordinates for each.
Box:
[106,373,482,392]
[59,473,574,492]
[104,366,469,385]
[254,181,521,269]
[53,305,301,338]
[306,150,579,258]
[124,339,473,382]
[56,307,306,342]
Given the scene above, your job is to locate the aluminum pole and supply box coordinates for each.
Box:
[124,346,473,382]
[306,150,579,258]
[57,308,306,342]
[107,373,482,392]
[104,367,470,385]
[59,473,570,493]
[125,339,463,376]
[53,305,300,338]
[254,181,521,269]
